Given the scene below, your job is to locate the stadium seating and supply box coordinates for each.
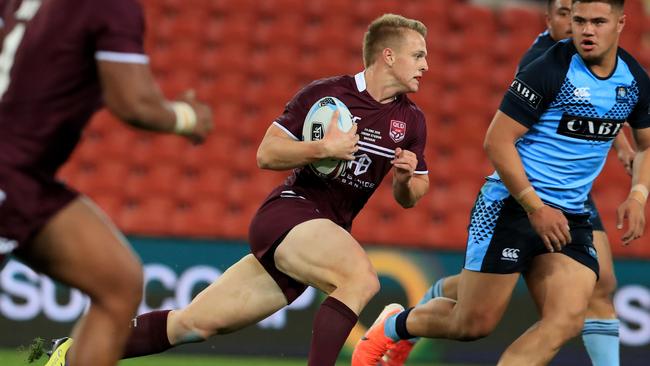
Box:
[59,0,650,255]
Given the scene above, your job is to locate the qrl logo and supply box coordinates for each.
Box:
[501,248,520,261]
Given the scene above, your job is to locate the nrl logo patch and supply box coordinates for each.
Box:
[389,120,406,143]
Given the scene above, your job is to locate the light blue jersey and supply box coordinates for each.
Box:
[490,40,650,213]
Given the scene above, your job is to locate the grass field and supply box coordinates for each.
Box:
[0,348,480,366]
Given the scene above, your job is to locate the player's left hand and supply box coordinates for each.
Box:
[617,198,645,245]
[391,148,417,184]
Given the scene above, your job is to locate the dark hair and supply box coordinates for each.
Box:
[571,0,625,9]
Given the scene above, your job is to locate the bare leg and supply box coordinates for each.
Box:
[586,231,617,319]
[19,197,143,366]
[407,269,518,340]
[503,254,596,366]
[581,230,619,366]
[274,219,379,314]
[167,254,289,344]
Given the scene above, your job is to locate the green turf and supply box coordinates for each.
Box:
[0,348,479,366]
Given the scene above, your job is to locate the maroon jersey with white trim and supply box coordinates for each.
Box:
[272,72,428,229]
[0,0,146,175]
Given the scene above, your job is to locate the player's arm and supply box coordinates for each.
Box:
[485,110,571,251]
[617,127,650,244]
[257,113,359,171]
[392,148,429,208]
[613,128,635,175]
[97,61,212,143]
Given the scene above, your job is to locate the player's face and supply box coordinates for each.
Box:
[571,2,625,64]
[547,0,572,41]
[391,29,428,93]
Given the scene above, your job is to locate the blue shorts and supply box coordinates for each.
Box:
[463,193,599,277]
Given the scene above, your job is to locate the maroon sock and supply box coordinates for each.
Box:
[308,296,359,366]
[122,310,172,359]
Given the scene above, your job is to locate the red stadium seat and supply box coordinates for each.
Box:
[498,6,544,35]
[123,163,182,199]
[170,200,227,237]
[72,160,130,197]
[118,197,175,236]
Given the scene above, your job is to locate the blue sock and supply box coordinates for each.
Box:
[384,312,401,341]
[384,308,414,341]
[417,278,445,305]
[582,318,620,366]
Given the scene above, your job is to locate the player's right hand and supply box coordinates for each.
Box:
[178,89,213,144]
[527,205,572,252]
[322,110,359,160]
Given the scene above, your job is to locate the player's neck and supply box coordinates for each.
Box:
[584,48,618,78]
[363,68,400,104]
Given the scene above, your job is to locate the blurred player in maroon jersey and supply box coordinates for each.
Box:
[0,0,212,365]
[58,13,430,366]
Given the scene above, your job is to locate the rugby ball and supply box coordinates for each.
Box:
[302,96,354,178]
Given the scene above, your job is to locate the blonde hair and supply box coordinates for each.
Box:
[363,14,427,67]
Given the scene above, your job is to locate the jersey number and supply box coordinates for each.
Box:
[0,0,42,100]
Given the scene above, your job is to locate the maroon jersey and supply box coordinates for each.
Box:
[0,0,146,175]
[272,72,429,229]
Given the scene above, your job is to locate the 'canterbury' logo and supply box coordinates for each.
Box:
[501,248,519,262]
[509,79,542,109]
[557,114,623,141]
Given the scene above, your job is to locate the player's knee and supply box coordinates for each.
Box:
[594,270,617,299]
[350,267,380,302]
[544,315,585,343]
[455,311,498,341]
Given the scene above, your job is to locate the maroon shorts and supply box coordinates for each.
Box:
[0,165,77,264]
[248,188,328,303]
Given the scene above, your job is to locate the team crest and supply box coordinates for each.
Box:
[389,120,406,143]
[616,86,629,103]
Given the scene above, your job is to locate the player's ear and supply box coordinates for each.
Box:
[382,47,395,67]
[617,14,625,34]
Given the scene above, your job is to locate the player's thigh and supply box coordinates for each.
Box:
[177,254,288,333]
[274,218,375,293]
[19,196,142,300]
[593,230,617,294]
[525,253,596,322]
[454,269,519,331]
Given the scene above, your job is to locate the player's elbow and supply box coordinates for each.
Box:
[256,146,272,170]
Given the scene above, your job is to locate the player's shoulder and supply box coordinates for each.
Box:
[292,75,354,102]
[617,47,650,83]
[302,75,353,91]
[532,39,575,69]
[399,95,425,120]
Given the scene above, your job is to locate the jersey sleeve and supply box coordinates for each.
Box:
[90,0,147,62]
[499,43,568,128]
[627,65,650,129]
[408,110,428,174]
[272,83,316,141]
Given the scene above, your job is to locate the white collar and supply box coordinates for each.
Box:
[354,71,366,92]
